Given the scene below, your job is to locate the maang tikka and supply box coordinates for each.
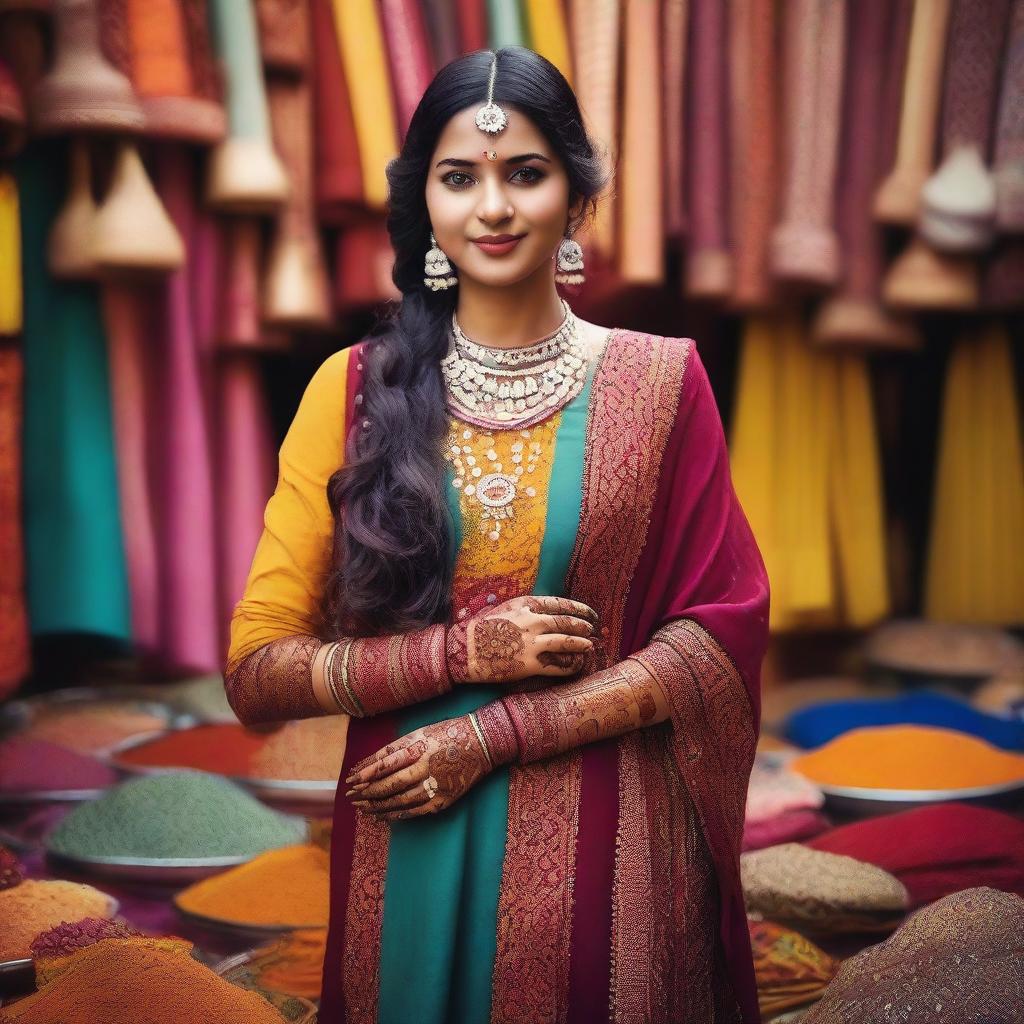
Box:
[475,54,508,135]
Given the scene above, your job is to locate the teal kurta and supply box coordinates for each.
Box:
[376,358,596,1023]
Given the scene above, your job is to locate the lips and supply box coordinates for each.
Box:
[472,234,524,256]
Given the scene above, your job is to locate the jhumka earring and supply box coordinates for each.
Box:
[424,231,457,291]
[554,235,585,285]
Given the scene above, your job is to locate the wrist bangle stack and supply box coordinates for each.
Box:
[467,711,493,769]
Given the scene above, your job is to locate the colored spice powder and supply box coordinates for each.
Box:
[113,723,268,776]
[251,929,328,1000]
[24,703,167,754]
[175,844,329,928]
[0,880,115,960]
[0,845,24,889]
[0,938,287,1023]
[790,725,1024,790]
[249,717,349,780]
[47,772,305,860]
[0,736,116,793]
[30,918,143,959]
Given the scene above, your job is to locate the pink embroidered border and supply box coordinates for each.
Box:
[564,333,690,1024]
[489,332,691,1024]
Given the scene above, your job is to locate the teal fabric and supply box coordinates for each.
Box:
[16,141,131,640]
[377,362,597,1024]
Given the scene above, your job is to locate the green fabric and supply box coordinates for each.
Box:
[377,363,597,1024]
[487,0,528,49]
[208,0,270,139]
[16,141,130,640]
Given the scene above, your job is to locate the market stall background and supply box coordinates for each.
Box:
[0,0,1022,1021]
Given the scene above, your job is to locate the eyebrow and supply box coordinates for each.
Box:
[434,153,552,169]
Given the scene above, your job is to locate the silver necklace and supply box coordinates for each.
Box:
[441,299,589,429]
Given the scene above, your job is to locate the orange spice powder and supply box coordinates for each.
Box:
[790,725,1024,790]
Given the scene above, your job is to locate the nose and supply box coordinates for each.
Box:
[476,175,514,226]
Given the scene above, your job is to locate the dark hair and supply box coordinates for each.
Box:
[320,47,608,638]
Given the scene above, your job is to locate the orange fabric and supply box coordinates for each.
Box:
[126,0,191,96]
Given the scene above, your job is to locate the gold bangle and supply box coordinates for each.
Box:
[324,641,347,712]
[468,711,493,770]
[338,639,366,717]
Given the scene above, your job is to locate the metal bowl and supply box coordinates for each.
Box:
[213,950,321,1020]
[45,849,250,884]
[0,958,34,999]
[232,776,337,807]
[0,787,109,806]
[819,777,1024,819]
[176,904,323,940]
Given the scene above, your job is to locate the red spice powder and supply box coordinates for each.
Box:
[0,737,117,792]
[112,724,269,776]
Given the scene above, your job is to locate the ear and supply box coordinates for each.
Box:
[566,194,587,234]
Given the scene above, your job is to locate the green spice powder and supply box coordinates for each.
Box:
[47,771,305,859]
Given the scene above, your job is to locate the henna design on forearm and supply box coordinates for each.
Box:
[484,650,674,764]
[224,634,325,724]
[472,617,526,680]
[445,620,471,682]
[331,623,452,716]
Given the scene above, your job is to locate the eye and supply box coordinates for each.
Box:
[512,167,545,184]
[442,171,474,189]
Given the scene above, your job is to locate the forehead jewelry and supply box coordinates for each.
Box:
[475,56,508,135]
[484,149,498,161]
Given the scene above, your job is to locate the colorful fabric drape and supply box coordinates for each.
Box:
[330,0,400,211]
[0,344,29,693]
[16,140,130,641]
[230,328,769,1023]
[924,322,1024,624]
[0,173,20,334]
[748,919,839,1017]
[523,0,573,86]
[731,313,889,631]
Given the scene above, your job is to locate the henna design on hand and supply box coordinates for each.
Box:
[472,617,526,680]
[426,718,491,803]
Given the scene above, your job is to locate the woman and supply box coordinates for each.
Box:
[225,47,769,1024]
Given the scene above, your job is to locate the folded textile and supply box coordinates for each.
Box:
[746,752,825,825]
[741,844,909,933]
[807,802,1024,906]
[786,689,1024,751]
[749,919,839,1017]
[743,809,831,853]
[802,888,1024,1024]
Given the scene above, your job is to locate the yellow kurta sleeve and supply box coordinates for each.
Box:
[226,347,351,673]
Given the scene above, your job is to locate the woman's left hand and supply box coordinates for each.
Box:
[344,716,491,821]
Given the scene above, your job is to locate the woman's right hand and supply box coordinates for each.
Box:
[447,596,598,684]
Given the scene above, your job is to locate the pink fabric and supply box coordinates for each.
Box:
[380,0,433,140]
[100,284,161,652]
[742,808,831,852]
[152,147,219,673]
[808,802,1024,907]
[621,343,770,1022]
[746,752,824,825]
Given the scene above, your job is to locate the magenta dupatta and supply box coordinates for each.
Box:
[323,330,768,1023]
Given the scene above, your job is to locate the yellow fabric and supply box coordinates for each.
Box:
[226,348,350,672]
[731,311,890,631]
[0,174,21,335]
[925,323,1024,624]
[444,414,563,601]
[330,0,399,210]
[524,0,574,86]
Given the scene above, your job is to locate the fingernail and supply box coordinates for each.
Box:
[345,789,358,797]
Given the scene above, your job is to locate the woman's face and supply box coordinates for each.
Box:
[425,105,579,289]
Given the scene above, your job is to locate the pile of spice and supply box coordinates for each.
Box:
[790,725,1024,790]
[112,724,268,777]
[0,736,116,795]
[23,701,167,754]
[0,938,287,1023]
[247,929,327,1000]
[47,772,305,861]
[249,717,348,780]
[0,880,115,960]
[0,845,24,889]
[30,918,143,959]
[175,844,329,928]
